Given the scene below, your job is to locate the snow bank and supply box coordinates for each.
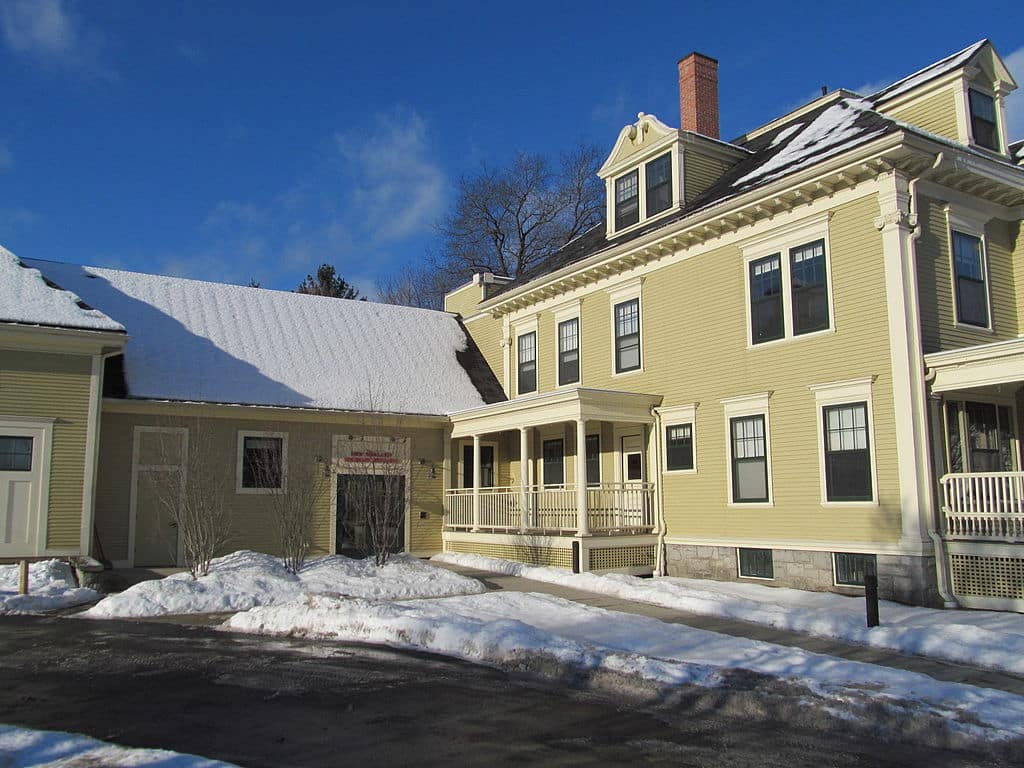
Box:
[85,551,485,618]
[225,590,1024,741]
[0,246,123,331]
[0,560,100,615]
[0,723,236,767]
[433,552,1024,676]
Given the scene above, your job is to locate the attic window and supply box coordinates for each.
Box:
[615,171,639,230]
[968,90,999,151]
[645,153,673,217]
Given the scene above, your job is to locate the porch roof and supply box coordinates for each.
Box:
[925,338,1024,393]
[448,386,663,438]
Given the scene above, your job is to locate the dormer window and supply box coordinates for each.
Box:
[645,154,673,217]
[615,170,639,230]
[968,89,999,151]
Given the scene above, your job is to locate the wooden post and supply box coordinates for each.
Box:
[865,572,880,628]
[519,427,529,532]
[471,435,481,532]
[575,419,589,536]
[18,560,29,595]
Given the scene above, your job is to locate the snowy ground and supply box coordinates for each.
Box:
[0,723,235,767]
[0,560,100,615]
[225,590,1024,742]
[434,552,1024,676]
[84,550,486,618]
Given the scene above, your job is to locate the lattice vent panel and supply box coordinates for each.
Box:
[589,545,656,571]
[950,554,1024,600]
[445,541,572,569]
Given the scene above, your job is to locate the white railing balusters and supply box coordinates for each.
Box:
[939,472,1024,542]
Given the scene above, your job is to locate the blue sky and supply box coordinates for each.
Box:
[2,1,1023,297]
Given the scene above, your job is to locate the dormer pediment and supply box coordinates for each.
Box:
[598,113,678,179]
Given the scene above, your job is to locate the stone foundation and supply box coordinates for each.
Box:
[665,543,939,606]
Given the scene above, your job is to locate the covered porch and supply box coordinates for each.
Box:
[443,387,663,573]
[927,339,1024,610]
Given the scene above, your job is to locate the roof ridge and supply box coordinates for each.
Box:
[870,39,988,102]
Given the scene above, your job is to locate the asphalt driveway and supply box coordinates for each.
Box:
[0,615,1016,767]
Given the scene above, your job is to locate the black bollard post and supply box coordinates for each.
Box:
[864,572,880,628]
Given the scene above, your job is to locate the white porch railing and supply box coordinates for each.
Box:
[939,472,1024,541]
[444,483,655,534]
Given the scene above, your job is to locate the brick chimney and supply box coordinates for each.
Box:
[678,52,719,139]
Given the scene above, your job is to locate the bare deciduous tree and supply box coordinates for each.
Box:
[148,421,233,578]
[341,440,408,567]
[254,449,328,574]
[377,141,603,309]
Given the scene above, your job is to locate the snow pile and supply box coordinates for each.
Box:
[870,40,986,103]
[85,551,485,618]
[25,259,488,415]
[734,99,886,188]
[0,723,236,767]
[225,590,1024,741]
[0,246,123,331]
[0,560,101,615]
[433,552,1024,676]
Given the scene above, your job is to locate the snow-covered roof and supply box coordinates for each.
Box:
[25,259,496,415]
[0,246,124,332]
[869,40,987,103]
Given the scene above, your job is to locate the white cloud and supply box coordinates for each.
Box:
[1003,46,1024,143]
[334,108,445,243]
[0,0,107,74]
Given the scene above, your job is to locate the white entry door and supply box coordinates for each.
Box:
[0,421,50,557]
[619,434,645,527]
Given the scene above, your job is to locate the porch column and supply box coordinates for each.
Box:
[575,418,589,536]
[471,434,481,532]
[519,427,529,532]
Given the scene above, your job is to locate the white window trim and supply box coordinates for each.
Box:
[741,212,834,350]
[945,205,994,334]
[942,393,1021,473]
[456,439,500,489]
[810,377,878,507]
[721,392,773,507]
[553,299,582,389]
[608,278,644,376]
[736,547,775,581]
[511,315,539,397]
[236,430,288,494]
[608,148,680,237]
[658,403,697,475]
[961,80,1006,155]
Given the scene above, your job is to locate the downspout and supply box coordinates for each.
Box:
[907,154,957,607]
[651,406,668,576]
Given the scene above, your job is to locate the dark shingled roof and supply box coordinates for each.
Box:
[455,317,507,405]
[492,97,902,299]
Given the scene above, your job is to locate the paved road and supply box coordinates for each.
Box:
[0,616,1018,767]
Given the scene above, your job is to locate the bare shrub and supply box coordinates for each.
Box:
[254,451,328,574]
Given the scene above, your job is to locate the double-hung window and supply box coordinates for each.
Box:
[615,170,639,230]
[823,402,872,502]
[790,240,828,335]
[557,318,580,386]
[730,415,768,503]
[645,153,673,217]
[952,231,989,328]
[585,434,601,486]
[517,331,537,395]
[614,298,641,373]
[749,254,784,344]
[665,424,694,471]
[542,439,564,486]
[968,89,999,151]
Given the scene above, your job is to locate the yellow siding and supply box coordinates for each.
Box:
[885,88,960,141]
[94,409,448,562]
[0,350,93,550]
[916,196,1019,353]
[444,282,481,316]
[684,150,730,204]
[464,313,506,393]
[483,193,902,546]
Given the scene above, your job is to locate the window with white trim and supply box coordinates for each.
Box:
[749,254,784,343]
[968,89,999,151]
[665,424,694,472]
[237,431,287,493]
[611,152,675,234]
[722,393,771,505]
[517,331,537,395]
[833,552,876,587]
[952,230,989,328]
[557,317,580,386]
[811,377,877,506]
[645,153,673,217]
[615,170,639,230]
[738,548,774,579]
[614,298,641,373]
